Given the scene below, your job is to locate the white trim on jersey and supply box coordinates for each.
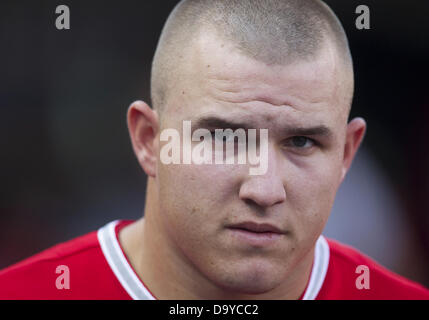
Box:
[302,235,330,300]
[97,220,330,300]
[98,220,155,300]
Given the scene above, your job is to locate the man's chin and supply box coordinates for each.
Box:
[211,265,284,296]
[216,278,280,296]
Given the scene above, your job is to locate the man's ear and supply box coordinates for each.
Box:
[127,100,159,177]
[340,117,366,183]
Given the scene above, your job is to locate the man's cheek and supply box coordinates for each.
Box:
[289,166,338,223]
[297,159,340,197]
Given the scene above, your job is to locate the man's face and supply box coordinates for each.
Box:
[154,32,352,294]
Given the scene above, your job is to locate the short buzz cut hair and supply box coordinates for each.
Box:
[151,0,353,118]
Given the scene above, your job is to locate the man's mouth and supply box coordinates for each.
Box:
[226,221,285,247]
[229,221,284,233]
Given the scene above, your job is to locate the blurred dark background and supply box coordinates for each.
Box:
[1,0,428,286]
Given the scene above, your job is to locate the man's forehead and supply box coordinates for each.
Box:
[185,31,347,113]
[164,31,351,132]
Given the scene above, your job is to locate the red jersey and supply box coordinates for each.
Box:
[0,220,428,300]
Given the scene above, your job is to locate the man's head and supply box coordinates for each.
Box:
[151,0,354,120]
[127,0,366,297]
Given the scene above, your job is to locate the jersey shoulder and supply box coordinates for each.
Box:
[318,238,429,300]
[0,228,129,299]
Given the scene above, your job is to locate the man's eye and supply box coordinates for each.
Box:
[211,131,234,142]
[288,136,315,148]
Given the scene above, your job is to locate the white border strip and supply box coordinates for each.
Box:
[97,220,155,300]
[302,235,330,300]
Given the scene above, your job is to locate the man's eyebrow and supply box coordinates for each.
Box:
[192,116,253,130]
[192,115,333,137]
[285,125,333,137]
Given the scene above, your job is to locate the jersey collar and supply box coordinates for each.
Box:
[98,220,330,300]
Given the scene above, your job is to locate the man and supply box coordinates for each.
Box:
[0,0,428,299]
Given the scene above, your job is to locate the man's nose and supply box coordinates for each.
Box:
[238,146,286,208]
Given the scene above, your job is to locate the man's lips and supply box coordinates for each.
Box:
[227,221,285,234]
[226,221,285,247]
